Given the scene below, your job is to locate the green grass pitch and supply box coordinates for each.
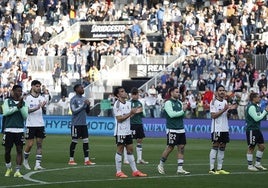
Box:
[0,135,268,188]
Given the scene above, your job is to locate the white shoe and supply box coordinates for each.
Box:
[177,168,190,175]
[255,164,267,171]
[157,164,165,174]
[34,165,45,171]
[248,165,259,171]
[123,161,129,164]
[137,159,149,164]
[23,160,31,170]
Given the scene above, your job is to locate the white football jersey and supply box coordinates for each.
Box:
[113,100,132,136]
[25,94,46,127]
[210,98,229,132]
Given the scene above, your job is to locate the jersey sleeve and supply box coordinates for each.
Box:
[248,105,268,122]
[113,101,123,117]
[164,100,184,118]
[70,98,86,114]
[2,99,18,116]
[19,104,28,119]
[210,100,217,113]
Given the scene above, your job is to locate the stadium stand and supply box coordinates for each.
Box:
[0,0,267,117]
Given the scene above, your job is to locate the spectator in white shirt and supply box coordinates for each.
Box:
[57,96,69,115]
[127,43,139,56]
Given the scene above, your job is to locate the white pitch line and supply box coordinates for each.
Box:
[22,171,47,184]
[23,166,96,184]
[1,164,267,188]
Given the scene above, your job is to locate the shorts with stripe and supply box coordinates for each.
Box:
[2,132,25,148]
[25,127,46,139]
[131,124,145,139]
[115,135,133,146]
[211,132,230,143]
[246,130,264,147]
[71,125,88,139]
[166,132,186,146]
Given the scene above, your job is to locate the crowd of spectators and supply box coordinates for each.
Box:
[134,67,268,120]
[0,0,268,118]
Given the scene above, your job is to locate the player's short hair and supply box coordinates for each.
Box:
[73,84,82,92]
[249,92,259,102]
[169,86,179,96]
[31,80,41,86]
[131,87,139,95]
[12,85,22,91]
[113,86,124,97]
[216,85,225,91]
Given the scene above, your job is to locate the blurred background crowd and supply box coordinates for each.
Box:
[0,0,267,119]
